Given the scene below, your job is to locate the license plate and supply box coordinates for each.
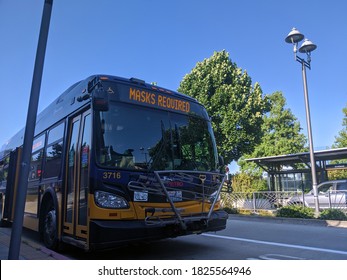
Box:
[167,190,182,202]
[134,191,148,202]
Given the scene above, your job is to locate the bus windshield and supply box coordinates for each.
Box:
[95,102,218,171]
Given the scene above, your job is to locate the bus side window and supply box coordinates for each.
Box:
[29,150,44,180]
[43,122,65,179]
[29,134,46,181]
[0,156,10,189]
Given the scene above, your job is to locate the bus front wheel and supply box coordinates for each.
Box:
[42,200,59,250]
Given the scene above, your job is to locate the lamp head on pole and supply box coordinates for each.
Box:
[299,38,317,64]
[285,27,317,66]
[299,39,317,54]
[285,27,304,44]
[285,28,304,55]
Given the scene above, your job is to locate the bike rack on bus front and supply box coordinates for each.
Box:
[128,170,225,231]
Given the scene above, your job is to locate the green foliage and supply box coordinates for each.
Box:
[276,205,315,219]
[329,104,347,179]
[332,104,347,148]
[239,91,307,175]
[178,50,267,164]
[328,169,347,180]
[319,209,347,221]
[231,172,268,193]
[259,92,307,154]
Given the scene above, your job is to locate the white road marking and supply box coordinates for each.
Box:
[247,254,305,260]
[202,233,347,256]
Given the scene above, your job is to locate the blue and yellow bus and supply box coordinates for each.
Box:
[0,75,228,251]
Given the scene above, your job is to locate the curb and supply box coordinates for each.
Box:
[17,235,70,260]
[229,214,347,228]
[39,246,71,260]
[0,227,70,260]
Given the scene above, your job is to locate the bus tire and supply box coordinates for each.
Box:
[42,199,59,250]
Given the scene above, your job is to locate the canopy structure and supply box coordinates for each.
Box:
[246,148,347,191]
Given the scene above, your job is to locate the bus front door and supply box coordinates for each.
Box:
[63,110,91,243]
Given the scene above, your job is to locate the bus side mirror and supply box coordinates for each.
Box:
[93,87,109,111]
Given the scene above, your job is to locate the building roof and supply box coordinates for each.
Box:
[246,147,347,167]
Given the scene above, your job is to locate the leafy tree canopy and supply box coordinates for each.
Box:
[332,104,347,148]
[178,50,267,164]
[329,104,347,179]
[239,91,307,175]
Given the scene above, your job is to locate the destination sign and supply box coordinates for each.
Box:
[129,87,191,113]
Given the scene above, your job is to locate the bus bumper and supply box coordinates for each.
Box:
[89,210,228,251]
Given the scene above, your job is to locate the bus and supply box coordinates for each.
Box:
[0,75,228,251]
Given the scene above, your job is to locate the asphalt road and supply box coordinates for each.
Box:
[4,217,346,280]
[61,216,347,260]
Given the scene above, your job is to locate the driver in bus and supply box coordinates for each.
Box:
[119,149,134,169]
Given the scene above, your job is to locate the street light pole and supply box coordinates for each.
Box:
[285,28,320,216]
[301,58,319,215]
[8,0,53,259]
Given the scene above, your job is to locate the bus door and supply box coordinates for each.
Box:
[63,110,91,241]
[1,148,21,222]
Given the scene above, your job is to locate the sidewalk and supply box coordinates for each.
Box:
[0,226,70,260]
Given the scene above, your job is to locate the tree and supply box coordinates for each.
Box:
[239,91,307,176]
[329,103,347,179]
[332,104,347,148]
[178,50,267,164]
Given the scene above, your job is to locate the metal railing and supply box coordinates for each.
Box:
[221,190,347,213]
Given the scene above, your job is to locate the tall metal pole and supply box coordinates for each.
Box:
[301,62,320,215]
[8,0,53,259]
[285,28,319,215]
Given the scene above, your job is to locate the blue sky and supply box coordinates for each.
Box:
[1,0,346,169]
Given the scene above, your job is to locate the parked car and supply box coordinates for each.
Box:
[288,180,347,209]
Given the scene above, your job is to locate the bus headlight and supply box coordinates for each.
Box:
[94,191,129,209]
